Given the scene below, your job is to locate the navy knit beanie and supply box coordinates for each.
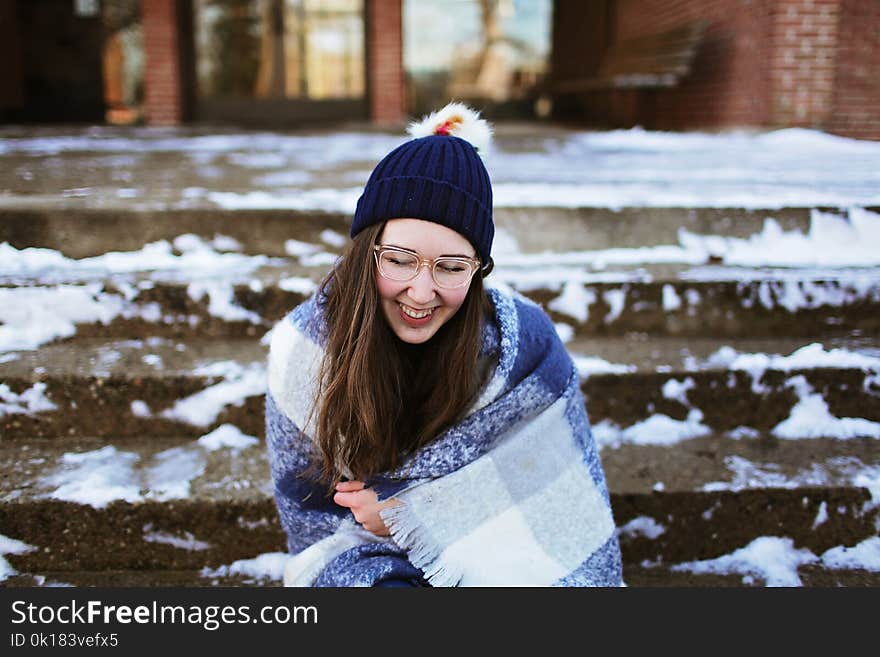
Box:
[351,103,494,267]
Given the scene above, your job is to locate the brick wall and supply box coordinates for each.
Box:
[142,0,184,126]
[607,0,879,139]
[769,0,840,128]
[614,0,775,130]
[826,0,880,140]
[366,0,406,125]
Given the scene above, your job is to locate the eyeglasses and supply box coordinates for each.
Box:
[373,244,481,290]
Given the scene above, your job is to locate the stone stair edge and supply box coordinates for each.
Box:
[3,333,879,377]
[2,432,877,498]
[0,570,284,588]
[2,363,878,441]
[3,277,879,345]
[2,485,877,583]
[1,369,878,427]
[4,566,878,587]
[7,266,880,286]
[3,204,876,259]
[3,205,863,218]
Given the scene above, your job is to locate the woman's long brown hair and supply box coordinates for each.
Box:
[310,222,490,489]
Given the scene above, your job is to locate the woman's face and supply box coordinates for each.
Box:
[375,218,476,344]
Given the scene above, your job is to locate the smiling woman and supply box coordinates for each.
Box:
[265,102,623,587]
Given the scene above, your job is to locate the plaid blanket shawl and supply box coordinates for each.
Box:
[266,285,623,587]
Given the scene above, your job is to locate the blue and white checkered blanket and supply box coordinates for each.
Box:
[266,285,623,586]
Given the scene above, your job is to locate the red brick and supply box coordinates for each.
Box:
[366,0,405,124]
[141,0,183,126]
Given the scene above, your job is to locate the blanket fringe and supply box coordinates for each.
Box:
[380,504,463,588]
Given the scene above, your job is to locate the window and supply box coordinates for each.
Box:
[194,0,364,101]
[404,0,551,116]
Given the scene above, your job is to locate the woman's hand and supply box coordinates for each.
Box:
[333,480,401,536]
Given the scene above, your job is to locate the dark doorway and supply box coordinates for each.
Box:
[2,0,105,123]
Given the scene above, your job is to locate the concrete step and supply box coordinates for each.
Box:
[0,338,268,440]
[1,497,285,577]
[3,492,877,587]
[1,337,267,380]
[621,563,880,587]
[0,336,880,440]
[3,122,878,218]
[0,208,350,259]
[2,336,878,440]
[0,430,876,579]
[1,570,284,587]
[0,435,285,577]
[4,430,877,506]
[0,206,834,258]
[4,563,878,587]
[3,272,879,345]
[520,272,880,337]
[6,333,878,378]
[0,436,272,506]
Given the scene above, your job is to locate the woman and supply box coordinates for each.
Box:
[266,103,623,586]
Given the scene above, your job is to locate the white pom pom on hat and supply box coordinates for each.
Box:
[406,101,493,154]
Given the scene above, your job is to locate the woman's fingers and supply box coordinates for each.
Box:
[333,491,358,508]
[334,480,366,492]
[333,486,375,509]
[333,487,394,537]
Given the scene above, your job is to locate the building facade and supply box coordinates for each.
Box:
[0,0,877,139]
[552,0,880,140]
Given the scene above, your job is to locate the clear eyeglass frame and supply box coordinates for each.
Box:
[372,244,482,290]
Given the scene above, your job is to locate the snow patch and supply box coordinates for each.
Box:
[820,536,880,572]
[0,285,125,352]
[161,362,266,427]
[0,534,37,582]
[279,277,318,295]
[592,409,710,449]
[703,454,878,494]
[572,356,636,379]
[811,501,828,529]
[142,524,211,551]
[197,424,259,452]
[602,288,626,324]
[144,446,206,500]
[662,377,695,406]
[547,282,596,323]
[671,536,817,586]
[187,281,262,324]
[0,238,274,352]
[201,552,289,583]
[40,436,248,509]
[131,400,152,418]
[705,342,880,373]
[207,188,361,212]
[0,534,36,555]
[46,446,143,508]
[283,239,322,258]
[680,210,880,267]
[772,376,880,439]
[0,382,57,417]
[727,426,760,440]
[553,322,574,343]
[618,516,666,540]
[662,284,681,311]
[319,229,348,248]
